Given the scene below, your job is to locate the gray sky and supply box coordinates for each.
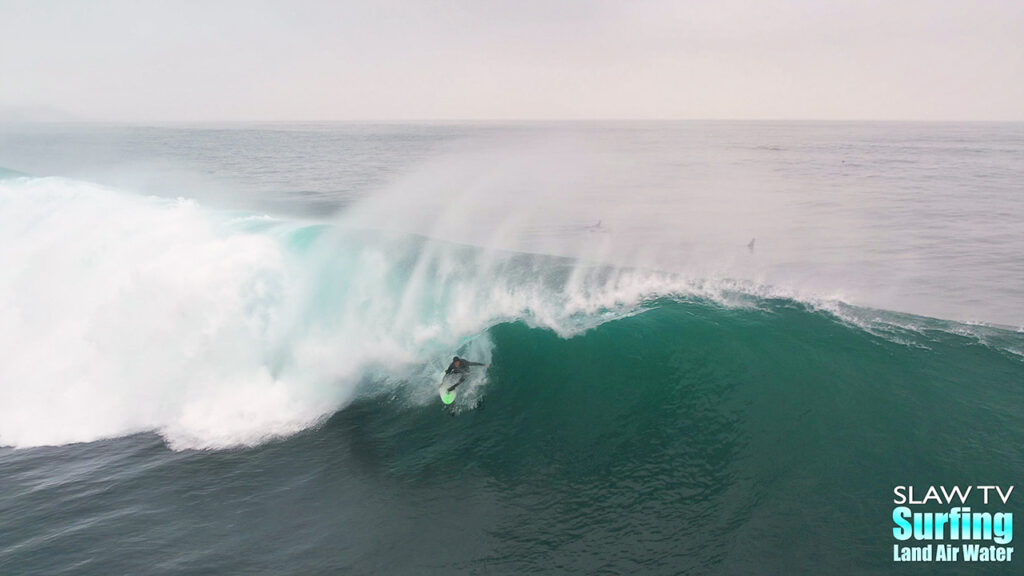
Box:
[1,0,1022,121]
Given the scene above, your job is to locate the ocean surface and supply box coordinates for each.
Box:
[0,121,1022,574]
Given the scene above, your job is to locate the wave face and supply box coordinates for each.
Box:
[1,281,1021,574]
[1,169,1023,573]
[329,302,1022,574]
[1,175,1022,452]
[0,176,706,449]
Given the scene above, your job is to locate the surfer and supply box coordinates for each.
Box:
[444,356,486,392]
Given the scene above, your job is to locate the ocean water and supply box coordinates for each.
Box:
[0,122,1022,574]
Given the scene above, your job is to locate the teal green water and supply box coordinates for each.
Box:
[1,122,1022,574]
[6,299,1019,574]
[336,300,1023,573]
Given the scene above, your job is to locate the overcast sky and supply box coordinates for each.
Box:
[1,0,1022,121]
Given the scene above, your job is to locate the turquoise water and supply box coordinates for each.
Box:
[0,122,1022,574]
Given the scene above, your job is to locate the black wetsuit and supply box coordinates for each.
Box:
[445,359,485,391]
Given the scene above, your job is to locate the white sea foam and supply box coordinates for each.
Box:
[2,174,1017,450]
[0,178,318,449]
[0,177,714,449]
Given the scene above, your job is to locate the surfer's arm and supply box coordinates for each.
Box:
[447,375,466,392]
[465,361,485,367]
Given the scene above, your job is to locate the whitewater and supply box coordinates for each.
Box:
[2,121,1023,576]
[0,173,788,449]
[1,122,1022,452]
[0,175,698,449]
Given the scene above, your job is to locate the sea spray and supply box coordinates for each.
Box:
[3,169,1021,450]
[0,177,707,449]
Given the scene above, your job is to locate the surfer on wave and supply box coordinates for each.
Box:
[444,356,486,392]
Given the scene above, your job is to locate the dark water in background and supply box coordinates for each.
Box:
[0,122,1022,574]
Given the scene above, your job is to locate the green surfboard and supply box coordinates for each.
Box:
[440,386,456,405]
[440,372,460,405]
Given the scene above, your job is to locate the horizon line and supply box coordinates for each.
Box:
[4,117,1023,125]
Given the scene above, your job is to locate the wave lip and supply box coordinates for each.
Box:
[0,177,687,449]
[3,176,1021,450]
